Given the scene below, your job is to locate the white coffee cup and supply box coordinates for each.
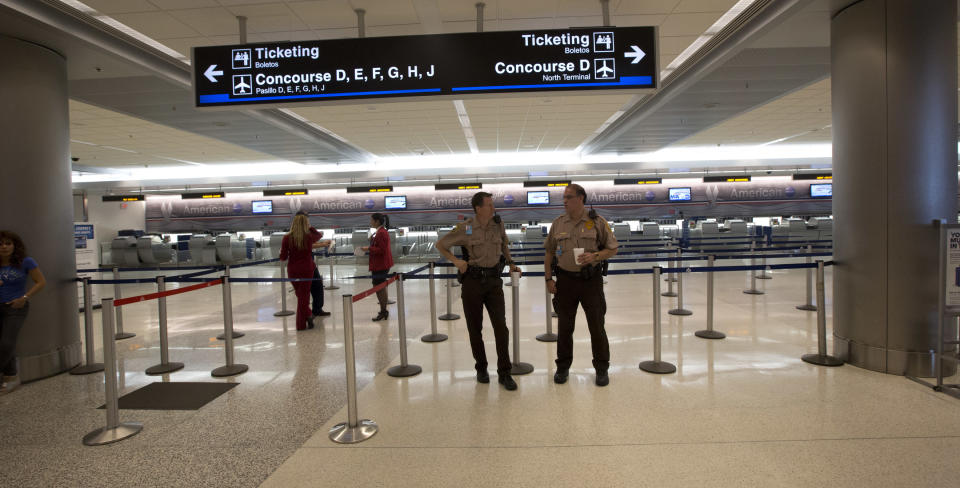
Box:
[573,247,585,263]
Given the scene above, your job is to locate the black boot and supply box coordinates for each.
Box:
[372,310,388,321]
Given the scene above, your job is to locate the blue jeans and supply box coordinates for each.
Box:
[0,302,28,376]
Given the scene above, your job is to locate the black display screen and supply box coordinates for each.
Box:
[193,27,657,107]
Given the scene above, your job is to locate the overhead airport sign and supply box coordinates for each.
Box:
[614,178,662,185]
[703,175,751,183]
[192,27,657,107]
[435,182,483,191]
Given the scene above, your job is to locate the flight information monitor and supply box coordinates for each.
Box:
[251,200,273,214]
[527,191,550,205]
[810,183,832,198]
[384,196,407,209]
[193,27,657,108]
[668,188,691,201]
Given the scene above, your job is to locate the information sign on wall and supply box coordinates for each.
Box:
[945,225,960,307]
[193,27,656,107]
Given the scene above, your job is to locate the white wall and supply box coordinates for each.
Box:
[85,191,147,247]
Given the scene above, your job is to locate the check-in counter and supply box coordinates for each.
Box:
[188,235,217,266]
[640,223,660,239]
[268,232,286,260]
[523,225,545,242]
[136,236,173,264]
[215,234,247,263]
[352,230,370,265]
[612,223,631,241]
[110,236,140,266]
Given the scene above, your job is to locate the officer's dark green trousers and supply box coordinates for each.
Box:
[461,275,512,375]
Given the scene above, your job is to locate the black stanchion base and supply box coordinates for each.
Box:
[661,291,678,298]
[756,274,773,280]
[695,330,726,340]
[421,333,448,343]
[639,360,677,374]
[438,313,460,321]
[211,363,249,377]
[387,364,422,377]
[145,362,185,375]
[743,289,765,295]
[511,362,534,375]
[70,363,105,375]
[273,310,295,317]
[668,308,693,316]
[796,304,817,311]
[217,331,245,340]
[801,354,844,367]
[82,422,143,446]
[114,332,136,340]
[536,333,558,342]
[326,285,340,290]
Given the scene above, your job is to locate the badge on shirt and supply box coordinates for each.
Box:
[465,225,472,235]
[585,221,594,230]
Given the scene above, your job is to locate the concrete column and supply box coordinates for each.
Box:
[831,0,957,376]
[0,36,81,380]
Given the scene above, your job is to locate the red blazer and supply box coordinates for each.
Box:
[368,226,393,271]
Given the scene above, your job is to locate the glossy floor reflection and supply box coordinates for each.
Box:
[1,260,958,487]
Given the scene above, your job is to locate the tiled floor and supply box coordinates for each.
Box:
[2,257,958,487]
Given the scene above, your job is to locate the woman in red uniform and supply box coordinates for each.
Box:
[280,214,332,330]
[361,213,393,321]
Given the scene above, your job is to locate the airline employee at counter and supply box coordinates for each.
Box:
[436,191,522,391]
[544,184,618,387]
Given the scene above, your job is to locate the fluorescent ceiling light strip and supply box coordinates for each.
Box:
[100,145,138,154]
[660,0,758,81]
[453,100,479,154]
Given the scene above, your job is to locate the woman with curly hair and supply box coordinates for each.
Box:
[0,231,46,394]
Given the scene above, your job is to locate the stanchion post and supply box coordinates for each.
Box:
[71,277,104,375]
[217,267,245,340]
[668,249,692,316]
[695,255,725,339]
[438,276,460,320]
[274,260,295,317]
[82,298,142,446]
[757,241,772,279]
[537,279,558,342]
[330,294,378,443]
[801,260,843,367]
[112,266,135,340]
[421,262,448,342]
[640,267,677,374]
[662,245,677,297]
[420,262,447,342]
[388,275,422,377]
[797,244,817,311]
[510,270,534,375]
[327,260,340,290]
[212,267,249,377]
[743,241,764,295]
[146,276,184,375]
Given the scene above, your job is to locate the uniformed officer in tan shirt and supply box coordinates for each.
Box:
[437,191,523,391]
[544,184,619,387]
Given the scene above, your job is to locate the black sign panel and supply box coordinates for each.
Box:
[435,182,483,191]
[182,192,225,199]
[703,176,751,183]
[263,188,309,196]
[523,180,571,188]
[192,27,656,107]
[346,186,393,193]
[613,178,661,185]
[793,173,832,180]
[102,195,145,202]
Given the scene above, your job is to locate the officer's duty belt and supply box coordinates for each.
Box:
[466,265,502,279]
[557,265,602,280]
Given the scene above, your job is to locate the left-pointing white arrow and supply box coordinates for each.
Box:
[624,45,645,64]
[204,64,224,83]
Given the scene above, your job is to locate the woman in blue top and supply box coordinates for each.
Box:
[0,231,46,394]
